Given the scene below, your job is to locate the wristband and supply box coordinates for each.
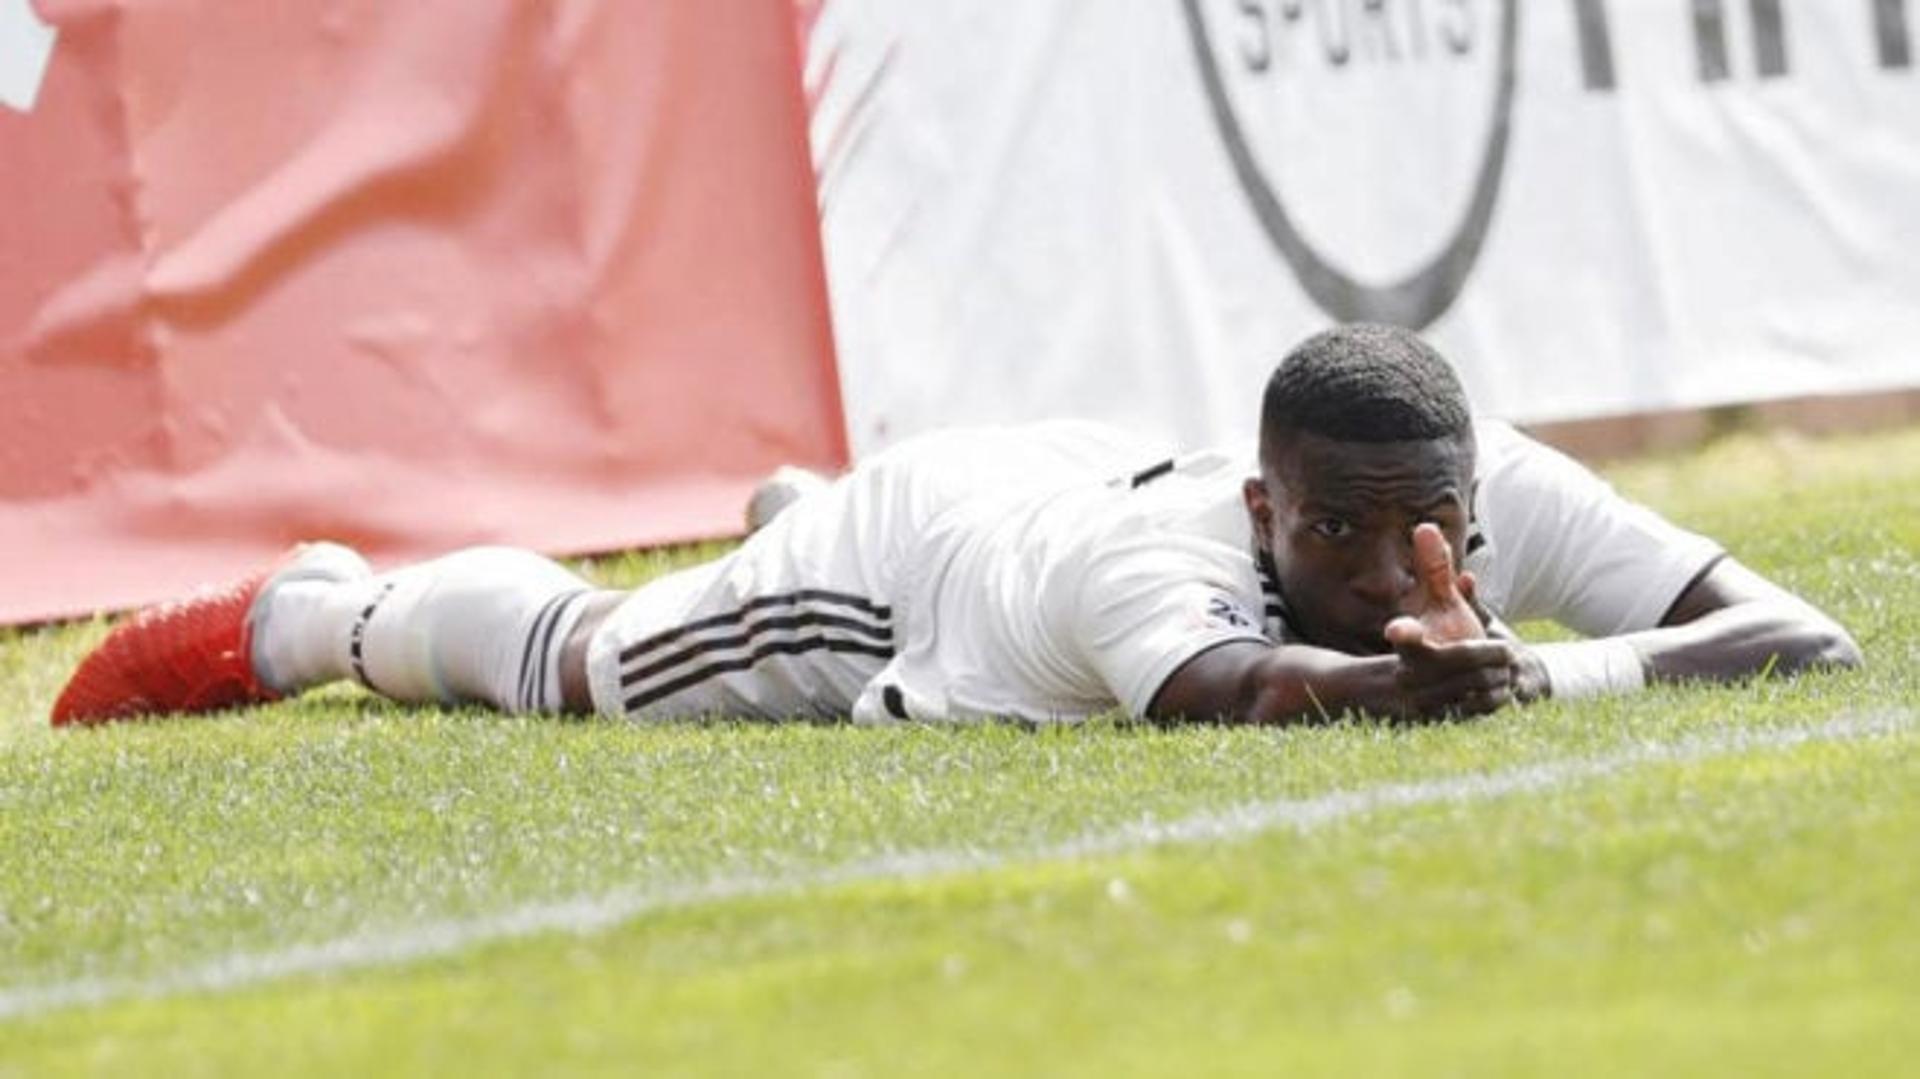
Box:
[1533,639,1646,700]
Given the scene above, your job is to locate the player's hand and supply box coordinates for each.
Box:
[1382,616,1515,719]
[1401,522,1485,645]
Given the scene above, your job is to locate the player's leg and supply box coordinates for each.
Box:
[250,545,613,714]
[558,594,624,713]
[52,542,621,725]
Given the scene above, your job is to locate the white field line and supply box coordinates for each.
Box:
[0,709,1908,1023]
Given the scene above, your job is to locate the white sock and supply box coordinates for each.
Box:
[253,547,593,713]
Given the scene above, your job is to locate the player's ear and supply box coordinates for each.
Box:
[1242,477,1273,543]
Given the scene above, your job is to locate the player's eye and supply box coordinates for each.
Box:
[1310,517,1353,540]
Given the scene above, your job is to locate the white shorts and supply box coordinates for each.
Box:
[584,421,1157,722]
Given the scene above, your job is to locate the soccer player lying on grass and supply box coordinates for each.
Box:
[52,325,1861,728]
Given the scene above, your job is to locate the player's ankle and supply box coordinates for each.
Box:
[249,544,373,694]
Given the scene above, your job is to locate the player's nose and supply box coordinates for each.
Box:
[1350,535,1417,608]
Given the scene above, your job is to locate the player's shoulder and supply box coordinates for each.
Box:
[1473,417,1543,470]
[1472,417,1600,493]
[1093,444,1258,543]
[1466,416,1632,568]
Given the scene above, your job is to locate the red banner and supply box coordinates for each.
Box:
[0,0,844,624]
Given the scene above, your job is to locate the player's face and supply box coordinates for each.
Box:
[1245,432,1474,655]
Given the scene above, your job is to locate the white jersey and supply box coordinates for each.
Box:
[585,420,1722,725]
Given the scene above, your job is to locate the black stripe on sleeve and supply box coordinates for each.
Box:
[1656,552,1730,628]
[1129,459,1176,488]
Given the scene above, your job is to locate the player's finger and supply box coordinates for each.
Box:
[1456,570,1499,630]
[1384,616,1429,655]
[1411,523,1460,606]
[1442,661,1514,693]
[1447,684,1513,718]
[1404,660,1512,703]
[1408,678,1513,720]
[1395,689,1505,725]
[1400,637,1513,676]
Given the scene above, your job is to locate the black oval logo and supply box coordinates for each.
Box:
[1180,0,1520,329]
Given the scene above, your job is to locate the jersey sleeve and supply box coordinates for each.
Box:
[1473,427,1724,637]
[1071,532,1272,719]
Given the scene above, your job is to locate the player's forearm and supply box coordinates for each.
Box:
[1237,647,1406,726]
[1242,645,1518,725]
[1150,642,1403,726]
[1152,638,1519,726]
[1525,600,1862,699]
[1625,599,1861,685]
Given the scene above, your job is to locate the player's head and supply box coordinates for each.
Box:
[1244,324,1476,655]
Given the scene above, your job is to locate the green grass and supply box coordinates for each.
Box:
[2,426,1917,1077]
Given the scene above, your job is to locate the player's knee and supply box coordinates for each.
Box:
[558,592,626,714]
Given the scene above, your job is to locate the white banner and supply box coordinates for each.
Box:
[807,1,1920,454]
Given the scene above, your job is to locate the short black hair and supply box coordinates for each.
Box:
[1260,324,1472,451]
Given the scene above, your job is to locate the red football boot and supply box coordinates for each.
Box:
[50,543,369,726]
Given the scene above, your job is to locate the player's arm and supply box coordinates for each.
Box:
[1555,557,1860,689]
[1471,427,1862,700]
[1147,632,1517,726]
